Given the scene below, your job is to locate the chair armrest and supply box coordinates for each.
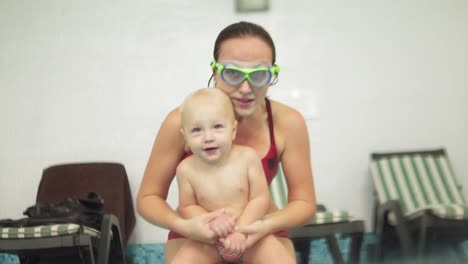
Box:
[97,214,126,264]
[378,200,405,223]
[317,204,327,212]
[377,200,408,232]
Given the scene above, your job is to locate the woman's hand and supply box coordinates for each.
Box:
[182,209,225,244]
[209,213,236,238]
[235,220,269,248]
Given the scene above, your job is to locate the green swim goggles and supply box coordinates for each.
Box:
[210,60,280,88]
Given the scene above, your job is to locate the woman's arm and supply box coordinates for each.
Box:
[136,108,186,230]
[263,107,316,231]
[237,105,316,247]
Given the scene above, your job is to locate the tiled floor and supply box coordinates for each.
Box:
[1,234,467,263]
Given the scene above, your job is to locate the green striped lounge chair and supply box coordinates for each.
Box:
[370,148,468,262]
[270,165,365,264]
[0,218,118,264]
[0,163,132,264]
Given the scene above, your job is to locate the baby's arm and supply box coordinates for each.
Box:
[235,147,270,227]
[176,162,209,218]
[221,148,270,254]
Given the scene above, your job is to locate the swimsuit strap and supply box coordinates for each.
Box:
[265,97,275,146]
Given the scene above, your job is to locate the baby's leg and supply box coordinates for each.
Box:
[170,240,224,264]
[216,241,243,263]
[242,235,296,264]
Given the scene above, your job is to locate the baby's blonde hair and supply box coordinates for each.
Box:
[180,88,235,125]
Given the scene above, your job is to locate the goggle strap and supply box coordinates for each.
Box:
[211,59,279,74]
[271,65,280,75]
[270,75,279,86]
[210,60,217,69]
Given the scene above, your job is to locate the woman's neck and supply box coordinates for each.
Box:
[234,104,269,144]
[235,102,266,124]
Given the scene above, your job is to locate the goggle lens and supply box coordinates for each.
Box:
[222,68,271,87]
[222,68,246,84]
[249,70,270,85]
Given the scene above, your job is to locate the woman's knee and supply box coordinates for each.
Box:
[165,238,187,264]
[243,235,296,264]
[165,239,223,264]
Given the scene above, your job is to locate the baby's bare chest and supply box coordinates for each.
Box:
[190,166,249,210]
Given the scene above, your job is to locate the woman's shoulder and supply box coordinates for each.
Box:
[156,106,187,152]
[163,106,183,128]
[231,145,259,160]
[268,98,306,129]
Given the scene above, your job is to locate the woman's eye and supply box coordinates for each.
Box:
[251,70,268,82]
[224,69,244,80]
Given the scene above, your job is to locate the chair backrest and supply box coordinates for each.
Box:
[36,162,136,248]
[270,164,288,209]
[370,148,465,215]
[270,164,353,224]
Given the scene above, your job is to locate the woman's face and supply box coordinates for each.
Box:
[215,36,274,119]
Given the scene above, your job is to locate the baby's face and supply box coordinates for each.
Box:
[182,101,236,164]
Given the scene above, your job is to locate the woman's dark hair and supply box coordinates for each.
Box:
[213,21,276,64]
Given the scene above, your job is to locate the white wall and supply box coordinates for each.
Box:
[1,0,467,244]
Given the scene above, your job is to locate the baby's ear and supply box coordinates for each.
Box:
[180,128,185,139]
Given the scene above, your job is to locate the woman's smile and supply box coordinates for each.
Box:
[232,97,255,108]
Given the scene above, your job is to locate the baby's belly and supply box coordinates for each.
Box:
[203,202,246,219]
[223,206,244,219]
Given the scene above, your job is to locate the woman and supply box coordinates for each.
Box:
[137,21,316,263]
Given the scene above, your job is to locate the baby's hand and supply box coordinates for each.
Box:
[182,209,224,244]
[217,232,246,262]
[209,212,235,238]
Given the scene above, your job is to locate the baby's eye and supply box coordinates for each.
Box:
[191,128,201,133]
[214,124,224,129]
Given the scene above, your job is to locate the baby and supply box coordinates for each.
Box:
[176,88,270,262]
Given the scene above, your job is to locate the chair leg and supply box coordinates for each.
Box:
[19,255,39,264]
[325,235,344,264]
[417,226,428,262]
[374,219,387,262]
[395,222,415,260]
[82,246,96,264]
[348,232,363,264]
[453,241,468,263]
[292,239,311,264]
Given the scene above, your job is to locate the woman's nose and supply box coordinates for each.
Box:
[237,79,253,94]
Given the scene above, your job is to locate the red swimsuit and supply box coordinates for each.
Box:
[168,98,287,240]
